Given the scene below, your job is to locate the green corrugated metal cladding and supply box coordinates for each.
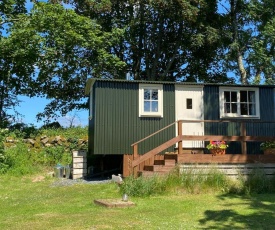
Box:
[90,80,176,155]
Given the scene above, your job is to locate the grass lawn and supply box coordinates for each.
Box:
[0,174,275,230]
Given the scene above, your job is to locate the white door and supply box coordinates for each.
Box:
[175,86,204,148]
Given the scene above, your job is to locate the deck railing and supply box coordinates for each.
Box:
[123,120,275,177]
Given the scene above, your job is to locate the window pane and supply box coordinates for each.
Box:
[152,101,158,112]
[231,92,237,102]
[144,89,150,100]
[224,103,230,113]
[224,91,230,102]
[232,103,237,113]
[240,91,247,102]
[249,104,256,115]
[240,103,248,115]
[144,101,150,112]
[186,98,192,109]
[248,91,255,102]
[151,90,158,100]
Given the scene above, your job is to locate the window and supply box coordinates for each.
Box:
[139,84,163,117]
[186,98,192,109]
[219,87,260,118]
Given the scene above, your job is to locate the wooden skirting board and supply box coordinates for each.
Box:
[177,154,275,164]
[179,163,275,178]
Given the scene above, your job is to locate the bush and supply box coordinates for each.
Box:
[120,165,275,197]
[0,129,10,174]
[244,167,275,194]
[40,146,72,166]
[120,167,231,197]
[4,142,38,176]
[120,175,167,197]
[179,166,231,193]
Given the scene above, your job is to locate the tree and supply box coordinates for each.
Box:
[5,2,125,121]
[248,0,275,84]
[219,0,275,84]
[0,0,27,128]
[65,0,227,82]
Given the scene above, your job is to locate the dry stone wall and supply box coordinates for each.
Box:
[4,135,88,151]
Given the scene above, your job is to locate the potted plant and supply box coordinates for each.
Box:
[260,141,275,155]
[206,140,228,155]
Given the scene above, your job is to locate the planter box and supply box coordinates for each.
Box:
[264,148,275,155]
[209,149,226,156]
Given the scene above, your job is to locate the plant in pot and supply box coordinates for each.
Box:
[260,141,275,155]
[206,140,228,155]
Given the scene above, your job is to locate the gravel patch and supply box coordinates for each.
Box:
[50,178,112,187]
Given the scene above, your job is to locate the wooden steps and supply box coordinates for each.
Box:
[138,154,177,177]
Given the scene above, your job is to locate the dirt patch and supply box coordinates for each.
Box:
[32,176,45,182]
[94,199,135,208]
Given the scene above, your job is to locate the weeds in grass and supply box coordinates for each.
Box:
[245,167,275,194]
[120,175,167,197]
[179,165,231,193]
[120,165,275,197]
[0,129,9,174]
[4,143,38,176]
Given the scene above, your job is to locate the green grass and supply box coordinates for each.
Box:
[0,174,275,230]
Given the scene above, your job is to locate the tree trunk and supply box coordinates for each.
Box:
[237,50,247,84]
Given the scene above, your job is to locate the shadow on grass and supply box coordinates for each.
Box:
[199,194,275,229]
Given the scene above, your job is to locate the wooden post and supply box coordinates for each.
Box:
[241,122,247,154]
[178,120,183,155]
[133,144,138,160]
[123,154,130,177]
[133,144,138,177]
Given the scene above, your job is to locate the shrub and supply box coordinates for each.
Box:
[260,141,275,150]
[244,167,275,194]
[179,166,231,193]
[120,166,232,197]
[4,142,38,176]
[120,175,167,197]
[0,129,10,174]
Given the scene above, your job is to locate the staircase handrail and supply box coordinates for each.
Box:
[131,121,177,147]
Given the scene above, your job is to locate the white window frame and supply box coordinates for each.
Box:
[219,87,260,118]
[139,84,163,117]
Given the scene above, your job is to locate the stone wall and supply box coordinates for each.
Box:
[5,135,88,150]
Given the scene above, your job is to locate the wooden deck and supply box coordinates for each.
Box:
[124,153,275,176]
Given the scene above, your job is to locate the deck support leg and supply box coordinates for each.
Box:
[178,120,183,155]
[241,122,247,154]
[133,144,138,177]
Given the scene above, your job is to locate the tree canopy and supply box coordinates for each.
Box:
[1,0,275,126]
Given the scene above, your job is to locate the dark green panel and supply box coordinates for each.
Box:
[92,81,175,155]
[204,85,220,121]
[246,87,275,154]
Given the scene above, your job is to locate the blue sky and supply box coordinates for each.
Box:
[11,96,88,128]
